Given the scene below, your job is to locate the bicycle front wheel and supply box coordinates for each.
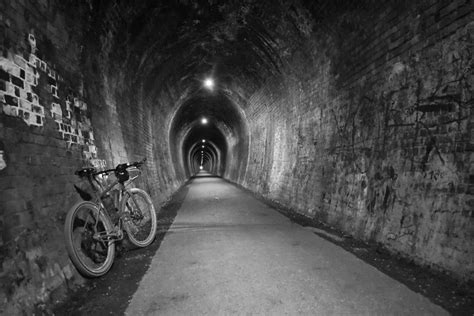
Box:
[121,188,157,247]
[64,201,115,277]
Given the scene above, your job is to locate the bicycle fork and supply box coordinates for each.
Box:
[121,189,145,222]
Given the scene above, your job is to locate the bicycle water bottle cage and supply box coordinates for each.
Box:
[75,167,96,178]
[115,163,129,182]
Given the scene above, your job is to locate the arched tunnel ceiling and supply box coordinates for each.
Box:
[88,0,298,99]
[169,90,247,178]
[86,0,304,178]
[184,124,227,175]
[171,92,247,141]
[88,0,382,96]
[189,139,219,173]
[84,0,380,178]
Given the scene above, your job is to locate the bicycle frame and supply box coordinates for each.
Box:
[85,168,142,242]
[66,157,155,277]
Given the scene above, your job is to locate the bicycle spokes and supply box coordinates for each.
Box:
[126,197,149,224]
[72,207,110,266]
[123,189,156,247]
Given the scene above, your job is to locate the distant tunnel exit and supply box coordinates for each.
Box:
[168,92,249,181]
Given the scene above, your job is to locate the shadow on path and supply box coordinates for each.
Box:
[53,184,189,316]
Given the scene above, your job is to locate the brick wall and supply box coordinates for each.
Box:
[0,0,472,313]
[0,2,94,313]
[238,0,473,280]
[0,1,181,314]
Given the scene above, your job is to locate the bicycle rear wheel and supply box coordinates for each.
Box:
[121,188,157,247]
[64,201,115,277]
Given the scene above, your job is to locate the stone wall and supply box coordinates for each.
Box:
[238,0,473,280]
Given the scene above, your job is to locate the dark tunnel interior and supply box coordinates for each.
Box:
[99,0,272,183]
[0,0,473,313]
[169,91,248,181]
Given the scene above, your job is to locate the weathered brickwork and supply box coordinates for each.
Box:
[0,2,94,313]
[239,1,473,280]
[0,1,181,314]
[0,0,472,313]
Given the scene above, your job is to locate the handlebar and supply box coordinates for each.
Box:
[75,158,147,178]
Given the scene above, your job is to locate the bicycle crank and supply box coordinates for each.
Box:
[93,228,124,242]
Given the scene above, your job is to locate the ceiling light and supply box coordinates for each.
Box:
[202,139,205,143]
[204,78,214,90]
[201,117,208,124]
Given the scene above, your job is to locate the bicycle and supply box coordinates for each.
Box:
[64,158,157,277]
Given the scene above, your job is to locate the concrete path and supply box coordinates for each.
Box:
[125,172,447,315]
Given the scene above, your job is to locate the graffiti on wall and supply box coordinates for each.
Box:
[323,23,473,258]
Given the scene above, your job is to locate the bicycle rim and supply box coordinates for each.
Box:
[122,188,157,247]
[64,201,115,277]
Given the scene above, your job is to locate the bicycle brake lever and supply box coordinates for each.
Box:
[132,158,146,167]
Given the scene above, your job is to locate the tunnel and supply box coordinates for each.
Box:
[169,90,249,180]
[0,0,473,314]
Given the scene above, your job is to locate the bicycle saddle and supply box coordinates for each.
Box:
[75,167,96,177]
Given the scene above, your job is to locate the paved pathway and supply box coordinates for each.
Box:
[125,172,447,315]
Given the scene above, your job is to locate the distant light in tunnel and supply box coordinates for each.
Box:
[200,166,203,170]
[202,139,206,143]
[201,117,208,124]
[201,145,204,148]
[203,78,214,90]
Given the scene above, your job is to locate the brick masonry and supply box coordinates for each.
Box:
[237,0,473,281]
[0,1,181,314]
[0,0,472,314]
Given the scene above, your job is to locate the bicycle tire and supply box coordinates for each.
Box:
[121,188,157,247]
[64,201,115,277]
